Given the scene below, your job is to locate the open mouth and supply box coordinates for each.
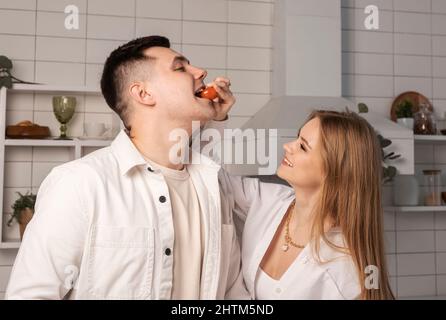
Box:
[194,85,218,100]
[194,85,206,98]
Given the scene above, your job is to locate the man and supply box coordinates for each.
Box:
[6,36,248,300]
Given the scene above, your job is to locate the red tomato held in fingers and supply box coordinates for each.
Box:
[199,86,218,100]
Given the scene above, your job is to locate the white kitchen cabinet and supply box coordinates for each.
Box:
[0,84,119,249]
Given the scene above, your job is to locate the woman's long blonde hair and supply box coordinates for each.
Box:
[307,110,394,300]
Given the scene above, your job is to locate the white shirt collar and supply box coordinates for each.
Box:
[110,129,221,176]
[110,130,147,176]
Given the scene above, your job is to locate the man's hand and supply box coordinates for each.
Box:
[209,76,235,121]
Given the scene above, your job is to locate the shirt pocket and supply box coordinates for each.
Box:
[86,225,154,300]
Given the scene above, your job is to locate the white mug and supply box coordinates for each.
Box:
[84,122,106,137]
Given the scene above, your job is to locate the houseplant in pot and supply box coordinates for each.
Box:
[379,124,419,205]
[380,112,418,206]
[378,113,418,205]
[7,192,36,240]
[358,102,416,205]
[357,102,401,183]
[395,99,414,130]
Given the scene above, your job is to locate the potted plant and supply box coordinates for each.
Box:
[7,192,36,240]
[358,102,402,183]
[377,134,401,183]
[0,55,36,89]
[377,121,419,205]
[395,99,414,130]
[358,102,418,205]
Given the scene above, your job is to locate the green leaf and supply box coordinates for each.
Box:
[386,166,397,179]
[379,131,401,184]
[381,138,391,148]
[0,76,13,89]
[396,99,413,118]
[0,55,13,69]
[357,103,369,113]
[383,152,395,160]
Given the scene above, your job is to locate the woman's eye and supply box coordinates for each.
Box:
[300,144,306,151]
[175,66,186,71]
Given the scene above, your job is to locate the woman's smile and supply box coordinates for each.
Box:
[281,156,294,168]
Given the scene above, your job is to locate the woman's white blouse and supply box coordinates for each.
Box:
[253,231,361,300]
[219,174,362,300]
[255,269,279,300]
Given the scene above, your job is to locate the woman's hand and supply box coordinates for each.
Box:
[209,76,235,121]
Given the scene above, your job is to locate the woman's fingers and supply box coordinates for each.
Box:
[214,76,231,87]
[212,81,233,101]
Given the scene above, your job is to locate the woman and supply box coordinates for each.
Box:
[220,110,394,299]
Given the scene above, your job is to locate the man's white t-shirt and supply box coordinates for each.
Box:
[147,159,204,299]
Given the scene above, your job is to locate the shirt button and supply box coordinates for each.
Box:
[275,287,282,294]
[165,248,172,256]
[159,196,166,203]
[147,167,154,172]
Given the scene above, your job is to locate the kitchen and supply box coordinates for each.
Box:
[0,0,446,300]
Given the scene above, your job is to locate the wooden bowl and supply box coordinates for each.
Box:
[6,124,50,139]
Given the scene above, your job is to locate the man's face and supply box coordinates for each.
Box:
[144,46,217,125]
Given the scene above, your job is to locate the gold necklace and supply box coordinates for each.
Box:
[282,200,306,252]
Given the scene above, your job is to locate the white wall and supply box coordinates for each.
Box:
[342,0,446,298]
[342,0,446,119]
[0,0,274,298]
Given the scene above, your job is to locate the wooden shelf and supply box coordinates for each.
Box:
[384,206,446,212]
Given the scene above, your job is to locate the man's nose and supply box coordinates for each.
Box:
[191,65,207,80]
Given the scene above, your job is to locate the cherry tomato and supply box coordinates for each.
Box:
[199,86,218,100]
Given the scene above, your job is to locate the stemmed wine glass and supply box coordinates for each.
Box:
[52,96,76,140]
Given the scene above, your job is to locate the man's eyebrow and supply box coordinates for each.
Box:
[171,55,190,66]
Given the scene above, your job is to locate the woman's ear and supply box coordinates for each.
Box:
[129,82,155,106]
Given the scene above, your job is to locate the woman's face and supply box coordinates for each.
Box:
[277,118,325,190]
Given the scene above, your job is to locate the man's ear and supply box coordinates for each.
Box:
[129,82,155,106]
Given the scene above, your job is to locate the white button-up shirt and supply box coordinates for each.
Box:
[6,122,248,300]
[219,175,361,300]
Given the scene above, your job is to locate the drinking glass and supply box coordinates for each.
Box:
[52,96,76,140]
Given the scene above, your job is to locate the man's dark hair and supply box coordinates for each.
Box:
[100,35,170,131]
